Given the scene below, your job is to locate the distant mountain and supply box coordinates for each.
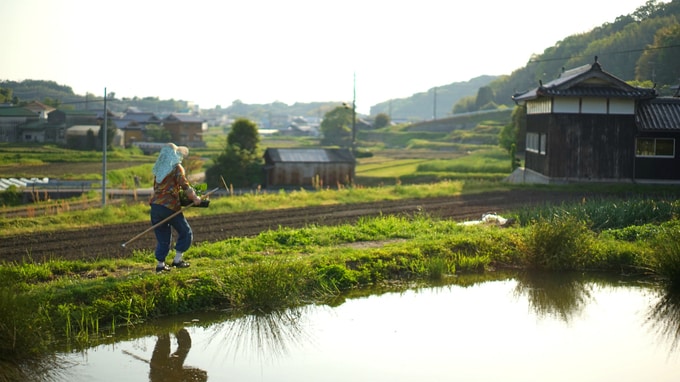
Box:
[369,75,499,121]
[480,0,680,111]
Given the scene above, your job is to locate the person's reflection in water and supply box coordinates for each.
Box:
[149,328,207,382]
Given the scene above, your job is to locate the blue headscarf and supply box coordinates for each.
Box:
[152,143,188,181]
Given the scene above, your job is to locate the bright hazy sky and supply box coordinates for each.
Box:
[1,0,663,114]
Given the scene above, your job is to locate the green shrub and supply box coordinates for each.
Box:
[649,227,680,286]
[0,185,22,206]
[521,214,594,270]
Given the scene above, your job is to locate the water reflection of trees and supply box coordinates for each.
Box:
[646,286,680,354]
[208,307,315,363]
[513,271,593,322]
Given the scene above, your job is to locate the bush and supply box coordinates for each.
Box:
[0,185,22,206]
[649,227,680,287]
[521,214,594,270]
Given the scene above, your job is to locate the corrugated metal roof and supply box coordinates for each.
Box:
[265,148,355,163]
[636,97,680,131]
[0,107,37,117]
[66,125,100,135]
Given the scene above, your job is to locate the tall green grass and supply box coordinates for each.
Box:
[515,196,680,231]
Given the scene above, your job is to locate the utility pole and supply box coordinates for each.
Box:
[351,72,356,154]
[102,88,107,207]
[433,86,437,120]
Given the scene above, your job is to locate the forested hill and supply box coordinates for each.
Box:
[474,0,680,113]
[369,75,499,121]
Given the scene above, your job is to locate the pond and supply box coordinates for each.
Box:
[36,273,680,381]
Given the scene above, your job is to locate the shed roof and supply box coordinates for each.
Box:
[66,125,100,135]
[265,148,355,163]
[0,107,37,117]
[636,97,680,131]
[512,58,657,102]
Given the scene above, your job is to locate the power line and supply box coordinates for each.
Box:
[528,43,680,64]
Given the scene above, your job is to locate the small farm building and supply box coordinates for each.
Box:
[512,57,680,184]
[263,148,355,188]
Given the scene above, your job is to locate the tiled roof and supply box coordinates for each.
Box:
[123,112,160,123]
[636,97,680,131]
[537,86,657,98]
[265,148,355,163]
[164,113,203,123]
[513,59,657,102]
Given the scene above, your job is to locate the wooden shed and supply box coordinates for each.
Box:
[263,148,355,188]
[511,58,680,183]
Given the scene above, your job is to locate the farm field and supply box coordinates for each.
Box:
[0,188,600,263]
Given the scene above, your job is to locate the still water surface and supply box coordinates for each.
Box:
[55,273,680,381]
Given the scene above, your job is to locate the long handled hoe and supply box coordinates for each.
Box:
[121,187,219,248]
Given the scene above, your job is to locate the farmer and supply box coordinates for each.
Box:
[149,143,202,273]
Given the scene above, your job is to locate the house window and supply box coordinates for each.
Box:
[636,138,675,158]
[539,133,547,155]
[526,132,547,155]
[526,133,538,153]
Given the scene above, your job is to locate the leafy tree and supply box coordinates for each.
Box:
[475,86,495,110]
[228,118,260,151]
[43,97,61,108]
[0,87,13,104]
[145,124,172,142]
[633,0,664,21]
[373,113,390,129]
[0,185,21,206]
[499,105,525,153]
[205,118,263,188]
[636,23,680,86]
[86,129,97,150]
[97,120,117,150]
[320,106,352,146]
[453,95,476,114]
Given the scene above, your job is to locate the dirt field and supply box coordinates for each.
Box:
[0,189,602,263]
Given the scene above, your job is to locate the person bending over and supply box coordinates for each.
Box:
[149,143,202,273]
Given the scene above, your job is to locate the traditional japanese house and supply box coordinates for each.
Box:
[512,57,680,183]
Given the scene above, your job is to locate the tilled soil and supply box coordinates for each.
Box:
[0,189,595,263]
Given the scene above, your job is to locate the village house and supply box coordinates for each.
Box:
[114,108,162,147]
[263,148,355,188]
[511,57,680,184]
[0,106,39,142]
[162,113,206,147]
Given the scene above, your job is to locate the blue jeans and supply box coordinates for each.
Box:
[150,204,193,262]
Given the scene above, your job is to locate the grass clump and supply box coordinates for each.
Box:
[648,227,680,287]
[519,214,595,271]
